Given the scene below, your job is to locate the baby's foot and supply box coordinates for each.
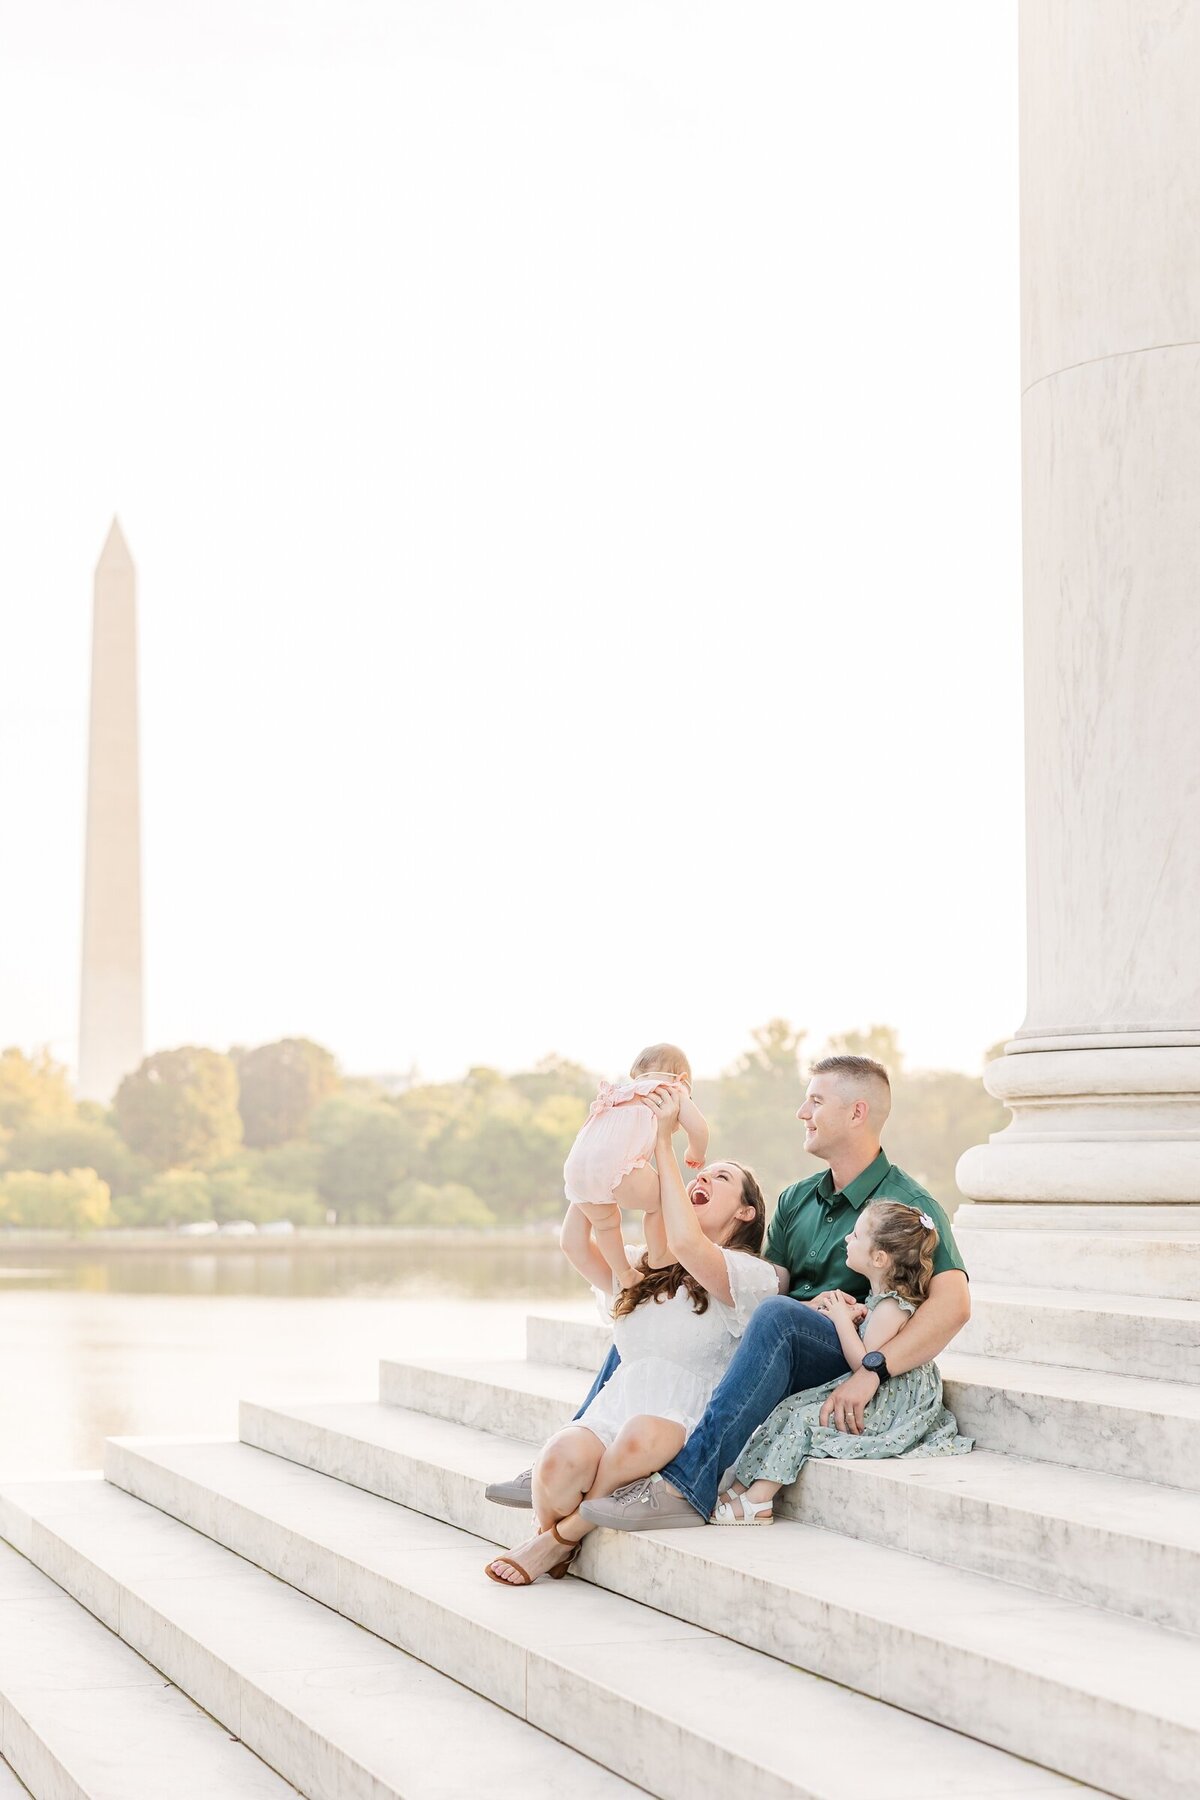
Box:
[618,1267,643,1291]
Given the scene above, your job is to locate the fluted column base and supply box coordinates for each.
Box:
[956,1046,1200,1205]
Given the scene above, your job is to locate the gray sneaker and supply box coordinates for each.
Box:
[579,1477,706,1531]
[484,1467,534,1508]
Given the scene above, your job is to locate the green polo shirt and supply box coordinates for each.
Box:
[763,1150,967,1302]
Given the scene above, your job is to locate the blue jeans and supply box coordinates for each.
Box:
[573,1346,621,1416]
[574,1296,849,1517]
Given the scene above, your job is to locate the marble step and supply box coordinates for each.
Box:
[241,1395,1200,1635]
[961,1288,1200,1382]
[522,1285,1200,1386]
[0,1475,637,1800]
[953,1207,1200,1299]
[514,1316,1200,1489]
[105,1434,1118,1800]
[0,1528,297,1800]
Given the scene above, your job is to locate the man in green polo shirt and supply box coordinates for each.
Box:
[573,1052,971,1531]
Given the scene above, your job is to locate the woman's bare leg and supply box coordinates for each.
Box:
[551,1415,687,1546]
[531,1426,605,1529]
[487,1426,605,1586]
[486,1418,687,1582]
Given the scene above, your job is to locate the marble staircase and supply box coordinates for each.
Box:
[0,1253,1197,1799]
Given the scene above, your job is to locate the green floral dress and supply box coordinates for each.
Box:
[733,1292,973,1487]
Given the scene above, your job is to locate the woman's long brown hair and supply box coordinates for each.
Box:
[611,1163,767,1320]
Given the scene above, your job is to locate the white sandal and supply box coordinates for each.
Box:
[710,1490,774,1526]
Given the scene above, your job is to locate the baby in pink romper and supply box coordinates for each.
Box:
[561,1042,710,1290]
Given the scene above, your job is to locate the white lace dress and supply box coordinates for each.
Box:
[575,1246,779,1448]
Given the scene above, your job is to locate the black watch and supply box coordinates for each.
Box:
[862,1351,891,1383]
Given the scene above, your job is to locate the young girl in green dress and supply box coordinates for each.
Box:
[712,1200,972,1525]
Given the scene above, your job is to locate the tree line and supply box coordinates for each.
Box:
[0,1024,1006,1233]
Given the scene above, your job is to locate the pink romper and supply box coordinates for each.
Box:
[563,1075,686,1209]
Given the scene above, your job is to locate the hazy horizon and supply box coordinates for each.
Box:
[1,3,1024,1088]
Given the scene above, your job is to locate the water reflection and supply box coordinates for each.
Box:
[0,1243,582,1300]
[0,1245,590,1479]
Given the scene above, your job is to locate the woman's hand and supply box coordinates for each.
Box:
[644,1084,682,1137]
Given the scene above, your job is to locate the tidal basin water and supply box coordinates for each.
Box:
[0,1240,589,1477]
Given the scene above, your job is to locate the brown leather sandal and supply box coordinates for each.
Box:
[484,1523,580,1586]
[547,1522,581,1580]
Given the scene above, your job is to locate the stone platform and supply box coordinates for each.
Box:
[0,1253,1197,1799]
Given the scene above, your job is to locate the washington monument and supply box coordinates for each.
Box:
[78,518,144,1103]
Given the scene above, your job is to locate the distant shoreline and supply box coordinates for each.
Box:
[0,1227,560,1255]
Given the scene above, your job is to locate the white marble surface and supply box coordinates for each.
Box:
[244,1396,1200,1633]
[104,1436,1111,1799]
[0,1540,297,1799]
[0,1756,27,1798]
[953,1211,1200,1299]
[940,1350,1200,1488]
[383,1338,1200,1491]
[0,1477,640,1800]
[1020,1,1200,388]
[960,7,1200,1207]
[957,1285,1200,1382]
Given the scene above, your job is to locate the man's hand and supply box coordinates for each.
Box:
[820,1365,880,1434]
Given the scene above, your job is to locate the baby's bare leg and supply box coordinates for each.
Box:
[610,1164,661,1215]
[576,1200,638,1286]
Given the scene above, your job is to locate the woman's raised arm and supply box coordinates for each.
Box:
[646,1089,737,1306]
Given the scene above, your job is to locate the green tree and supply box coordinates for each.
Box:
[115,1168,213,1227]
[251,1141,324,1196]
[432,1070,577,1223]
[206,1160,325,1226]
[6,1117,148,1198]
[883,1067,1007,1213]
[509,1057,599,1107]
[114,1048,242,1170]
[822,1024,906,1070]
[0,1167,111,1230]
[702,1020,815,1206]
[388,1179,496,1228]
[314,1095,419,1222]
[234,1037,340,1147]
[0,1048,74,1132]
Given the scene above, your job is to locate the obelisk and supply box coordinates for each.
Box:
[78,518,144,1103]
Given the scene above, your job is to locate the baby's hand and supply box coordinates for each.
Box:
[685,1154,705,1169]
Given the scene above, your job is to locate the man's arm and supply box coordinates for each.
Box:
[818,1270,971,1434]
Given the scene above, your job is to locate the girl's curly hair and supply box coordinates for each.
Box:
[611,1163,767,1320]
[861,1200,938,1306]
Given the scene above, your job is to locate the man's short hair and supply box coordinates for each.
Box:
[810,1054,892,1121]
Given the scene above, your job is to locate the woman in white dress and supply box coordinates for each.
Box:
[485,1087,783,1585]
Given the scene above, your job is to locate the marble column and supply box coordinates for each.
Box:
[957,2,1200,1214]
[78,518,144,1104]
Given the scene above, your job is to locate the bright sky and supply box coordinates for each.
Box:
[0,2,1023,1087]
